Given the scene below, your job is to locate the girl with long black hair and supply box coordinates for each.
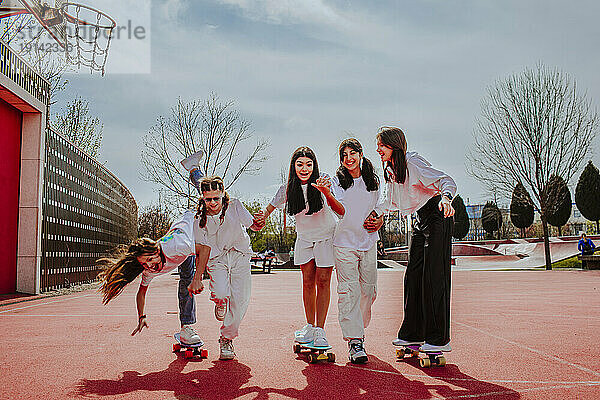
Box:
[331,138,385,363]
[258,146,343,348]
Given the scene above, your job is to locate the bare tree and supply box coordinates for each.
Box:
[52,96,104,158]
[467,64,598,269]
[141,93,269,211]
[138,201,172,240]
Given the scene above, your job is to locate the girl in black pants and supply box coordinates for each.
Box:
[365,126,457,352]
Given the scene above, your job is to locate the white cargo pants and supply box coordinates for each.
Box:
[334,245,378,340]
[207,249,252,340]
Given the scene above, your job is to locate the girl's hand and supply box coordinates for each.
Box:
[439,195,455,218]
[312,176,331,195]
[131,316,148,336]
[363,211,384,233]
[187,280,204,296]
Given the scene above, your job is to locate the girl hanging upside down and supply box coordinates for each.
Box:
[97,210,203,346]
[187,176,264,360]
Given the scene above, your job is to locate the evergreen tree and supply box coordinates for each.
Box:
[482,201,502,239]
[543,175,572,236]
[452,195,470,240]
[575,161,600,233]
[510,183,534,237]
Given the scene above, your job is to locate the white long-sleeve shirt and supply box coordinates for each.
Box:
[379,151,457,216]
[141,210,195,286]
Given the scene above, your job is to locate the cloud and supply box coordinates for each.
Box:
[216,0,346,26]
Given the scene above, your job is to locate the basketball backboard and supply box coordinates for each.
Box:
[0,0,66,48]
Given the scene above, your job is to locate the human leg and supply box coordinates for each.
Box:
[358,245,378,330]
[334,246,363,340]
[397,225,426,342]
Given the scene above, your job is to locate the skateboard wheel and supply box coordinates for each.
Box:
[327,352,335,363]
[293,344,302,354]
[173,343,181,352]
[396,349,404,359]
[438,356,446,366]
[200,349,208,358]
[420,358,431,368]
[309,353,318,363]
[184,349,194,359]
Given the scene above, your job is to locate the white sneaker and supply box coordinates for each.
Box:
[392,338,425,346]
[312,327,329,347]
[294,324,314,343]
[180,150,204,172]
[219,336,235,360]
[214,303,227,321]
[348,338,368,364]
[179,325,203,345]
[420,342,452,352]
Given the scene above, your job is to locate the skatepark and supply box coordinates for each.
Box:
[1,268,600,399]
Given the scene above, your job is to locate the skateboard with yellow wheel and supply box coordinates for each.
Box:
[173,333,208,360]
[395,344,446,367]
[293,341,335,364]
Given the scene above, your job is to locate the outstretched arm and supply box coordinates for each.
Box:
[312,176,345,216]
[188,244,210,296]
[132,284,149,336]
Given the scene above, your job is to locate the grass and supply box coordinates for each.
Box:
[552,256,582,269]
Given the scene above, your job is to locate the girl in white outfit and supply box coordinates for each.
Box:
[331,138,385,364]
[97,211,203,346]
[188,176,263,360]
[259,146,343,347]
[365,127,456,353]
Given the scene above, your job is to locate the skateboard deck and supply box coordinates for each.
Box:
[173,333,208,359]
[394,344,446,367]
[293,340,335,364]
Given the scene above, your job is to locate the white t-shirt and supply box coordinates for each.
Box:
[381,151,458,216]
[270,177,336,242]
[193,198,254,260]
[332,175,382,251]
[141,210,195,286]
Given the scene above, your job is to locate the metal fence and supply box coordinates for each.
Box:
[41,128,138,291]
[0,39,50,105]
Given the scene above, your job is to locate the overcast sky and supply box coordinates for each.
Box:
[54,0,600,209]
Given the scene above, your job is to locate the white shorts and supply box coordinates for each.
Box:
[294,237,334,267]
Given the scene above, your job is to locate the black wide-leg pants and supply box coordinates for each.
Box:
[398,195,453,346]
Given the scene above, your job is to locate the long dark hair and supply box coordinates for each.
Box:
[97,238,159,304]
[377,126,408,184]
[286,146,323,216]
[195,176,230,228]
[336,138,379,192]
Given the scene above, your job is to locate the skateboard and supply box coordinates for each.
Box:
[293,341,335,364]
[173,333,208,359]
[394,344,446,367]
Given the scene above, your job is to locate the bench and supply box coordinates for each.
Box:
[578,254,600,270]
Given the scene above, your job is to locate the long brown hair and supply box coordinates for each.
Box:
[377,127,408,184]
[195,176,230,228]
[336,138,379,191]
[97,238,159,304]
[286,146,323,216]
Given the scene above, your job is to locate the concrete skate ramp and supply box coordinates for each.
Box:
[453,238,580,270]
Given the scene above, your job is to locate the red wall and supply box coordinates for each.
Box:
[0,98,22,294]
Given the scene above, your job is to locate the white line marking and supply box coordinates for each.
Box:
[444,382,600,399]
[455,321,600,378]
[0,314,130,317]
[0,294,94,314]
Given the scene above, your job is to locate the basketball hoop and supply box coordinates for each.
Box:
[61,2,116,76]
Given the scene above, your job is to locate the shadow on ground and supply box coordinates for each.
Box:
[74,354,520,400]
